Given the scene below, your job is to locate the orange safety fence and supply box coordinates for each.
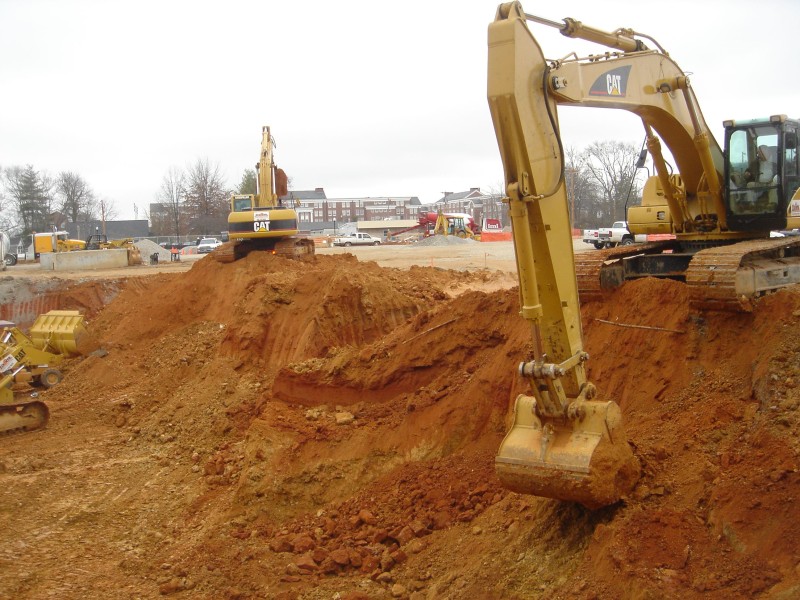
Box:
[479,231,513,242]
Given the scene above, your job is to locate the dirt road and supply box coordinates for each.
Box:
[5,238,592,280]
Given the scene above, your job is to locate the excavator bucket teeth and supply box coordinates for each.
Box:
[495,395,639,509]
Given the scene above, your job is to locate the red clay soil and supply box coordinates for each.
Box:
[1,252,799,599]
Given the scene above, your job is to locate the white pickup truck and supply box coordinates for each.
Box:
[582,221,646,250]
[332,232,381,247]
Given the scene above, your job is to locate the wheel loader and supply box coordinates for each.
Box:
[0,310,86,434]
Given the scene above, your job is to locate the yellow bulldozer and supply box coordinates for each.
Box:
[0,310,86,434]
[85,234,142,265]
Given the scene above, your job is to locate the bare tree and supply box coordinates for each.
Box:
[155,167,185,238]
[95,196,118,234]
[183,158,229,235]
[580,141,641,225]
[564,146,603,229]
[56,171,96,223]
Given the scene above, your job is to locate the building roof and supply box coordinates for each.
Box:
[438,188,485,203]
[281,188,327,201]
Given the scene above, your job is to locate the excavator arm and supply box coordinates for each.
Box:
[255,126,289,209]
[488,2,639,508]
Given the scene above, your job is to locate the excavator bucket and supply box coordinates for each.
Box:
[495,395,639,509]
[28,310,86,356]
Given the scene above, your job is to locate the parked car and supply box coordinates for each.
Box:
[197,238,223,254]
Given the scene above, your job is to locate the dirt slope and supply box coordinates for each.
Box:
[1,252,799,600]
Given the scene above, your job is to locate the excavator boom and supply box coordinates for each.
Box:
[488,2,639,508]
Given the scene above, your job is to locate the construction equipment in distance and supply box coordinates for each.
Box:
[0,310,87,434]
[431,210,479,239]
[390,210,481,241]
[33,231,86,257]
[85,234,143,265]
[216,126,315,263]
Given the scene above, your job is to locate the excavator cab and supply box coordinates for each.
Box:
[724,115,799,231]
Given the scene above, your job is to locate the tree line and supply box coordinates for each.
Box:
[0,159,256,242]
[151,161,256,239]
[0,165,116,239]
[565,139,646,230]
[1,140,646,241]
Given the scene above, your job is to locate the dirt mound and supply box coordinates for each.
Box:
[2,254,800,599]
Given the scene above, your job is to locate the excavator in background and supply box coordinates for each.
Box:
[216,126,315,263]
[0,310,86,434]
[487,0,799,507]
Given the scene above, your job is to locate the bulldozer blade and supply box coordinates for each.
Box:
[496,395,639,509]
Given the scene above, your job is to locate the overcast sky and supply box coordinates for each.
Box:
[2,0,798,221]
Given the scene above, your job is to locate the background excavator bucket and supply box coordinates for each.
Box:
[28,310,86,356]
[495,395,639,509]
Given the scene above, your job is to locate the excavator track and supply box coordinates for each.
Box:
[212,241,239,264]
[686,237,800,311]
[576,238,800,311]
[213,238,316,264]
[0,400,49,435]
[575,242,674,302]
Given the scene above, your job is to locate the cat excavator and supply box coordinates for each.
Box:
[215,126,315,263]
[487,2,799,507]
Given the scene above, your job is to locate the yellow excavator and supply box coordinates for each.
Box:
[489,4,800,312]
[487,2,644,509]
[488,2,800,507]
[216,126,315,263]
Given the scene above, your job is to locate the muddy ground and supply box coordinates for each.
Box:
[0,241,798,600]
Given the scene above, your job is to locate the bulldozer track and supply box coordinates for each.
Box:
[0,400,49,436]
